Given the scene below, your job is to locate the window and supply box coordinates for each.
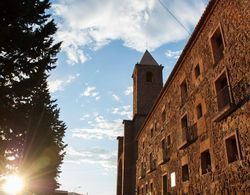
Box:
[180,80,188,104]
[215,73,231,111]
[201,150,211,174]
[181,115,188,130]
[162,175,168,195]
[170,172,176,187]
[194,64,201,78]
[211,26,224,63]
[150,153,156,171]
[162,139,170,162]
[146,184,148,194]
[146,72,153,82]
[150,182,153,193]
[162,109,166,123]
[150,128,154,137]
[141,162,146,178]
[182,164,189,182]
[196,103,203,119]
[167,135,171,146]
[225,135,239,163]
[181,115,188,142]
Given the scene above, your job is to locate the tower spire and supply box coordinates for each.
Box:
[139,50,159,65]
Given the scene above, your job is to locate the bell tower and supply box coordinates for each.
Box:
[132,50,163,117]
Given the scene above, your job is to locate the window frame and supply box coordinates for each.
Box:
[213,68,234,115]
[224,132,241,164]
[209,23,226,65]
[201,149,212,175]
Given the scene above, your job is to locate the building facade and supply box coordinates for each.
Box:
[117,0,250,194]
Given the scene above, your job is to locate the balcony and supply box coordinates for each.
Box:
[150,159,157,172]
[216,85,231,111]
[214,85,235,122]
[162,147,170,163]
[213,44,224,65]
[141,167,146,178]
[180,123,198,148]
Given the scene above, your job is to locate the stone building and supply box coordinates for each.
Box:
[116,0,250,194]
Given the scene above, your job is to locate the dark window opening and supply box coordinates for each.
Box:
[201,150,211,174]
[150,128,154,137]
[167,135,171,146]
[180,80,188,104]
[146,72,153,82]
[182,164,189,182]
[194,64,201,78]
[162,110,166,123]
[163,175,168,195]
[215,73,231,111]
[141,162,145,178]
[211,27,224,63]
[162,139,170,162]
[181,115,188,130]
[226,135,239,163]
[150,182,153,193]
[145,184,148,193]
[196,103,203,119]
[181,115,188,143]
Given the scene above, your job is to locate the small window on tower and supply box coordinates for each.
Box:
[146,72,153,82]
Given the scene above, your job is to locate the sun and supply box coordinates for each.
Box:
[2,174,25,194]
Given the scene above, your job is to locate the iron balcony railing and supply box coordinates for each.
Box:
[216,85,231,111]
[182,123,198,144]
[141,167,146,178]
[162,147,170,162]
[214,44,224,63]
[150,159,157,171]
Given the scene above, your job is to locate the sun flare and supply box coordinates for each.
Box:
[2,174,25,194]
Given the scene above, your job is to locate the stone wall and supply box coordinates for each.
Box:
[136,0,250,194]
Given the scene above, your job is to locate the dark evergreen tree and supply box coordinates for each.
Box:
[0,0,66,194]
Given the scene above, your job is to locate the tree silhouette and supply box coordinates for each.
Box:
[0,0,66,193]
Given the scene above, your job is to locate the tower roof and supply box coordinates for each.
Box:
[139,50,159,65]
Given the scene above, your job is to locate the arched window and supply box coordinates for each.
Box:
[146,72,153,82]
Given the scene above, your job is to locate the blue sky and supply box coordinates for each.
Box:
[48,0,208,194]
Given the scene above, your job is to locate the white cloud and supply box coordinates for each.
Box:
[48,73,80,93]
[112,94,120,101]
[53,0,207,64]
[80,114,90,121]
[81,86,99,97]
[124,86,133,96]
[71,115,123,140]
[165,49,182,59]
[111,105,132,119]
[65,146,116,171]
